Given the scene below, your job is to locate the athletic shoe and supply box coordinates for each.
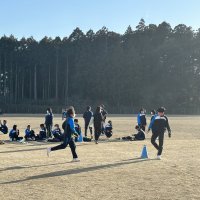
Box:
[19,138,26,144]
[71,158,80,162]
[157,155,161,160]
[47,147,51,157]
[95,140,98,144]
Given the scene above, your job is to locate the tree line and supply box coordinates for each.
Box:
[1,19,200,114]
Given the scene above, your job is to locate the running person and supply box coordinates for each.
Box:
[148,107,171,160]
[47,107,79,162]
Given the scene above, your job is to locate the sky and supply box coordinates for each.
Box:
[1,0,200,41]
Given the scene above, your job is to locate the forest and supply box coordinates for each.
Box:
[1,19,200,114]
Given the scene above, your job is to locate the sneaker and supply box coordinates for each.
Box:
[47,147,51,157]
[71,158,80,162]
[95,140,98,144]
[19,138,26,144]
[157,155,161,160]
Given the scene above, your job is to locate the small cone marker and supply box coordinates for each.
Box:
[141,145,148,159]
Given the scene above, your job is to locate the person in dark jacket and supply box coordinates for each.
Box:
[148,107,171,160]
[47,106,79,162]
[93,106,104,144]
[24,125,36,141]
[9,125,23,141]
[83,106,93,137]
[0,120,8,134]
[150,109,156,122]
[47,124,63,142]
[133,125,145,140]
[35,124,47,140]
[137,108,147,131]
[0,120,8,144]
[45,108,53,139]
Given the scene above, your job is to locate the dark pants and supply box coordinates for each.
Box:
[94,126,101,141]
[51,133,78,159]
[25,131,36,140]
[140,125,146,132]
[46,124,52,138]
[84,122,93,137]
[10,134,23,141]
[151,132,164,156]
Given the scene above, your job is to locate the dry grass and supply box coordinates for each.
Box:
[0,115,200,200]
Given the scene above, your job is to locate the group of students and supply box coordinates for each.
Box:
[0,105,171,161]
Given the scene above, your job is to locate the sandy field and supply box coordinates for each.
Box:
[0,115,200,200]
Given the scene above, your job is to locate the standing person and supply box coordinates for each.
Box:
[83,106,93,138]
[137,108,147,131]
[148,107,171,160]
[93,106,104,144]
[45,108,53,139]
[150,109,156,122]
[100,104,108,134]
[47,106,80,162]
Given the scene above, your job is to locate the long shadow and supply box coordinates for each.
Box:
[0,147,47,154]
[0,161,71,172]
[0,158,155,185]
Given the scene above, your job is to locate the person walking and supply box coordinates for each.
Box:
[148,107,171,160]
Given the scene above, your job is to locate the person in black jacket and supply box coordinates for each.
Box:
[93,106,104,144]
[148,107,171,160]
[45,108,53,139]
[0,120,8,134]
[83,106,93,137]
[47,106,79,162]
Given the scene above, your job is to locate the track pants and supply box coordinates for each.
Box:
[46,124,52,138]
[84,122,93,137]
[151,131,164,156]
[51,133,78,159]
[94,126,101,141]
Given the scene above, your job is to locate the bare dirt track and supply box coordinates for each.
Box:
[0,116,200,200]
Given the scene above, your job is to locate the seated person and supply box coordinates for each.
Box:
[9,125,23,141]
[35,124,47,140]
[25,125,36,141]
[0,120,8,134]
[48,124,63,142]
[118,126,145,141]
[105,120,113,138]
[74,119,82,142]
[133,125,145,140]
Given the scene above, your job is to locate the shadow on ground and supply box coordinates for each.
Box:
[0,157,157,185]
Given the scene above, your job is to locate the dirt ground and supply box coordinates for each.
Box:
[0,115,200,200]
